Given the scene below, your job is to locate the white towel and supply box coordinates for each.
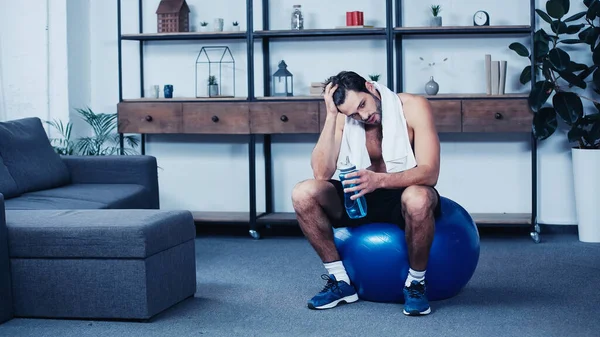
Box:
[338,81,417,173]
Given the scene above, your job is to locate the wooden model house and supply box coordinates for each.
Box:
[156,0,190,33]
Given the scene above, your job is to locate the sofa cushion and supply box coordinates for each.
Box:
[6,210,195,259]
[0,155,19,199]
[24,184,149,209]
[4,195,108,210]
[0,117,71,194]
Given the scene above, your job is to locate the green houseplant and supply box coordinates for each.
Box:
[208,75,219,97]
[47,107,139,156]
[430,5,442,26]
[509,0,600,242]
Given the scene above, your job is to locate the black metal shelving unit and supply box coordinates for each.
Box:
[117,0,540,242]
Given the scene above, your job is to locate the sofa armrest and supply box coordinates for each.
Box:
[0,193,14,323]
[61,155,159,209]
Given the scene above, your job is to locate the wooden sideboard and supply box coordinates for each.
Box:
[118,94,532,135]
[117,94,534,237]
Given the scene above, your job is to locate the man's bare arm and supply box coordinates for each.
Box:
[311,83,345,180]
[377,95,440,188]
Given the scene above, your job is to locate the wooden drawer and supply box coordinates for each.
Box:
[182,103,250,134]
[117,102,183,134]
[462,99,532,132]
[429,100,462,132]
[250,102,320,134]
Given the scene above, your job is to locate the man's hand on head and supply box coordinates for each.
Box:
[342,169,383,200]
[323,82,340,117]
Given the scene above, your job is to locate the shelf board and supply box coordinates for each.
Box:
[255,96,322,101]
[423,93,528,100]
[192,212,531,226]
[254,28,386,38]
[395,25,531,35]
[471,213,532,225]
[121,32,246,41]
[257,212,299,225]
[122,97,248,102]
[192,212,265,223]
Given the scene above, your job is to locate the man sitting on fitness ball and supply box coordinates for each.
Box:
[291,70,441,316]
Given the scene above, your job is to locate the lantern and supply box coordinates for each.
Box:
[272,60,293,97]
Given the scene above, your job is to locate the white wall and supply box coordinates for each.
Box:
[0,0,78,138]
[0,0,586,225]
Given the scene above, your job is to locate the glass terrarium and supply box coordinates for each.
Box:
[195,46,235,98]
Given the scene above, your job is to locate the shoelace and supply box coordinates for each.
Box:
[406,282,426,298]
[319,274,340,294]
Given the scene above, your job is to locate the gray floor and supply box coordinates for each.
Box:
[1,229,599,337]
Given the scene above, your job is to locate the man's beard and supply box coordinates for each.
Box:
[367,92,383,123]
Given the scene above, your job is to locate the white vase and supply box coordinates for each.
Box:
[199,26,208,32]
[214,18,224,32]
[431,16,442,27]
[572,148,600,243]
[232,25,240,31]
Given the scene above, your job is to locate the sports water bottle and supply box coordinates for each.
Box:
[338,156,367,219]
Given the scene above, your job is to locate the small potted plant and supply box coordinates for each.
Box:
[368,74,380,82]
[208,75,218,97]
[199,21,208,32]
[232,21,240,31]
[430,5,442,27]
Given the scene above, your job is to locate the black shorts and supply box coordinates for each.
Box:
[327,179,441,229]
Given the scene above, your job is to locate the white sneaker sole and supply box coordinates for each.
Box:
[403,307,431,316]
[312,293,359,310]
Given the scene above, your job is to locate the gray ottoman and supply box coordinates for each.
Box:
[5,209,197,320]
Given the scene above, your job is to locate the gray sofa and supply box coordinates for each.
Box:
[0,117,196,324]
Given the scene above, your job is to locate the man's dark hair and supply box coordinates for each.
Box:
[323,71,369,106]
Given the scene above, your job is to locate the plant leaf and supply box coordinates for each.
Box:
[529,80,555,112]
[559,38,584,44]
[569,61,589,72]
[551,20,568,34]
[534,29,552,43]
[560,0,570,13]
[535,40,550,59]
[549,47,571,71]
[593,67,600,90]
[564,10,586,22]
[553,92,583,125]
[558,69,587,88]
[566,23,585,34]
[536,9,554,24]
[567,123,586,144]
[520,65,532,85]
[593,43,600,66]
[509,42,529,57]
[547,0,566,19]
[533,107,558,140]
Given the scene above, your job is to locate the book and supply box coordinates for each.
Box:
[499,60,507,95]
[491,61,500,95]
[485,54,492,95]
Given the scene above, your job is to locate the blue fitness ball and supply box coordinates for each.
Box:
[333,196,480,303]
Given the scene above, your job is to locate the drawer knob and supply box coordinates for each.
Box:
[145,115,153,122]
[211,115,219,123]
[494,112,503,120]
[280,115,289,122]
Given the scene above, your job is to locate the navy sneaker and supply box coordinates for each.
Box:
[307,274,358,310]
[403,280,431,316]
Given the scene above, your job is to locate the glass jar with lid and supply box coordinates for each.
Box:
[291,5,304,30]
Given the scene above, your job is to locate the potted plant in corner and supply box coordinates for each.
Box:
[509,0,600,243]
[430,5,442,27]
[208,75,219,97]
